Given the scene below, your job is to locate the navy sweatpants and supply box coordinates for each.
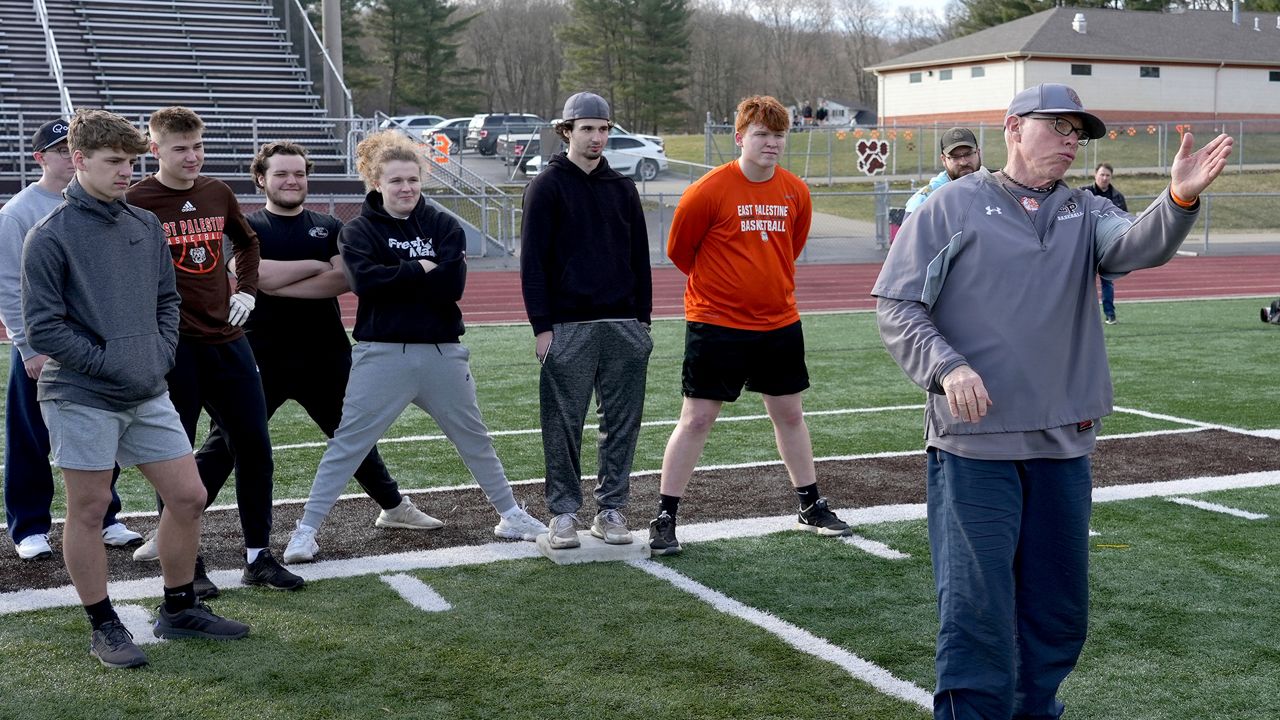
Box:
[5,346,123,544]
[927,449,1092,720]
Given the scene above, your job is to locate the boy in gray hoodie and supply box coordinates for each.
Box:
[21,109,249,669]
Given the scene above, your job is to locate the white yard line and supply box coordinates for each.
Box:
[116,603,162,645]
[1167,497,1269,520]
[7,470,1280,616]
[380,574,453,611]
[841,534,911,559]
[629,558,932,710]
[1112,406,1253,434]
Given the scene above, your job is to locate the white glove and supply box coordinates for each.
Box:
[228,292,256,326]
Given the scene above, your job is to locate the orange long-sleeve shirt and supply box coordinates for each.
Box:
[666,161,811,331]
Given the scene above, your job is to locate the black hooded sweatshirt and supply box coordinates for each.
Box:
[339,190,467,343]
[519,153,653,335]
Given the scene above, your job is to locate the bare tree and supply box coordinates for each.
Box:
[458,0,569,116]
[831,0,889,104]
[748,0,832,105]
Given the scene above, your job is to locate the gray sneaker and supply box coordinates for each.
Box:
[547,513,580,549]
[153,602,250,641]
[590,509,633,545]
[90,620,148,669]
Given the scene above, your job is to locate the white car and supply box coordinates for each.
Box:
[611,124,663,148]
[379,115,446,141]
[525,135,667,181]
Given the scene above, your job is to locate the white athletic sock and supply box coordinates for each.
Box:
[246,547,265,564]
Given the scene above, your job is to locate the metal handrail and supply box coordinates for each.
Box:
[288,0,353,117]
[33,0,74,118]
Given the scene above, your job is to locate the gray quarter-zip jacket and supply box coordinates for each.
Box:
[872,168,1196,459]
[22,177,179,411]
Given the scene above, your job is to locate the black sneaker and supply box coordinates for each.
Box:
[242,549,304,590]
[649,511,682,556]
[796,498,852,537]
[153,602,250,640]
[90,620,148,669]
[193,555,219,600]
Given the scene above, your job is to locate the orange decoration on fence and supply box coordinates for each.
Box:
[836,131,847,140]
[870,130,880,139]
[1126,127,1137,136]
[904,130,914,140]
[853,129,865,138]
[1147,125,1157,135]
[1108,130,1118,140]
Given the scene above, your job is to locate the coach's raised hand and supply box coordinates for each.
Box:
[1169,132,1234,202]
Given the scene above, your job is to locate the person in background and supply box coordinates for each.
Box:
[903,127,982,217]
[1080,162,1129,324]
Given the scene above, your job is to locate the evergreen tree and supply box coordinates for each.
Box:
[368,0,482,114]
[559,0,690,132]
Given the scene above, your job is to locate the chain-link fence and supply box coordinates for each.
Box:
[704,119,1280,185]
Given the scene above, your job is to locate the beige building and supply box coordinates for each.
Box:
[868,7,1280,126]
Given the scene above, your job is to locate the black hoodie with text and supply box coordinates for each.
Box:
[339,191,467,343]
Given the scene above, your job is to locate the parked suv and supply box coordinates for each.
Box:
[466,113,543,156]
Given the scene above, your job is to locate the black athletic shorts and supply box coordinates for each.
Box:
[681,320,810,401]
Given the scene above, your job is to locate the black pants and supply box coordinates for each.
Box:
[163,336,275,548]
[196,344,402,520]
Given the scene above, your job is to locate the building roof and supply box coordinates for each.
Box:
[870,7,1280,72]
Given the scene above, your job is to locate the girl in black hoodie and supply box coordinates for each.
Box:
[284,132,546,563]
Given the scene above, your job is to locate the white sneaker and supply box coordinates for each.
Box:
[102,522,144,547]
[547,513,580,549]
[494,507,549,542]
[132,530,159,562]
[590,509,634,545]
[375,496,444,530]
[15,533,52,561]
[284,522,319,564]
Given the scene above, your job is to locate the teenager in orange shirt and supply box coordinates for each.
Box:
[648,95,851,555]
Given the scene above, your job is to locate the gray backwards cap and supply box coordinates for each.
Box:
[561,92,610,122]
[1006,83,1106,139]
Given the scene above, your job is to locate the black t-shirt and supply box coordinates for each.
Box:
[244,208,351,359]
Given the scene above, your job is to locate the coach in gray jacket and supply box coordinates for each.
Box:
[872,84,1233,720]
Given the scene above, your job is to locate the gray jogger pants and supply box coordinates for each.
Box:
[540,320,652,515]
[301,341,518,529]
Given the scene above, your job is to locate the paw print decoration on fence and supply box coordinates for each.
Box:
[856,139,890,176]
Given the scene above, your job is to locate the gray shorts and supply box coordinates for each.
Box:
[40,393,192,471]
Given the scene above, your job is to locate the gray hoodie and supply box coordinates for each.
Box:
[22,177,179,411]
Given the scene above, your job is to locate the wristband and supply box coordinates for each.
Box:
[1170,188,1197,208]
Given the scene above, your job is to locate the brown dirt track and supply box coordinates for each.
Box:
[4,429,1277,594]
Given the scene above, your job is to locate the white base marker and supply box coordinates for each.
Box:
[1167,497,1269,520]
[630,558,932,710]
[115,603,162,645]
[380,574,452,612]
[841,533,910,559]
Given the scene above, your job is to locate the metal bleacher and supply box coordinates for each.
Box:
[0,0,351,179]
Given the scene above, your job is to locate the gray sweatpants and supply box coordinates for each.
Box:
[540,320,652,515]
[301,341,518,530]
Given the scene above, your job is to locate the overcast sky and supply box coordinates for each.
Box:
[886,0,952,20]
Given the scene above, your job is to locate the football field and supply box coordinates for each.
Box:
[1,297,1278,719]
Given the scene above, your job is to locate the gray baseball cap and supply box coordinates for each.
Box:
[940,127,977,155]
[1006,84,1105,139]
[561,92,610,122]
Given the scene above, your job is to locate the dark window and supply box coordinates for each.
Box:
[610,137,644,150]
[1071,64,1092,76]
[971,66,985,78]
[909,72,922,83]
[1140,66,1160,78]
[1269,70,1280,81]
[939,69,953,81]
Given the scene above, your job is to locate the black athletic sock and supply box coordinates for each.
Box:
[795,483,821,509]
[659,494,681,517]
[163,582,197,614]
[84,598,119,631]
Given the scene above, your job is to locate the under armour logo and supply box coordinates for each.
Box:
[985,206,1002,215]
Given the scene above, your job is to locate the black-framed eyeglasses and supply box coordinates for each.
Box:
[1023,115,1090,146]
[42,145,72,158]
[945,149,978,161]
